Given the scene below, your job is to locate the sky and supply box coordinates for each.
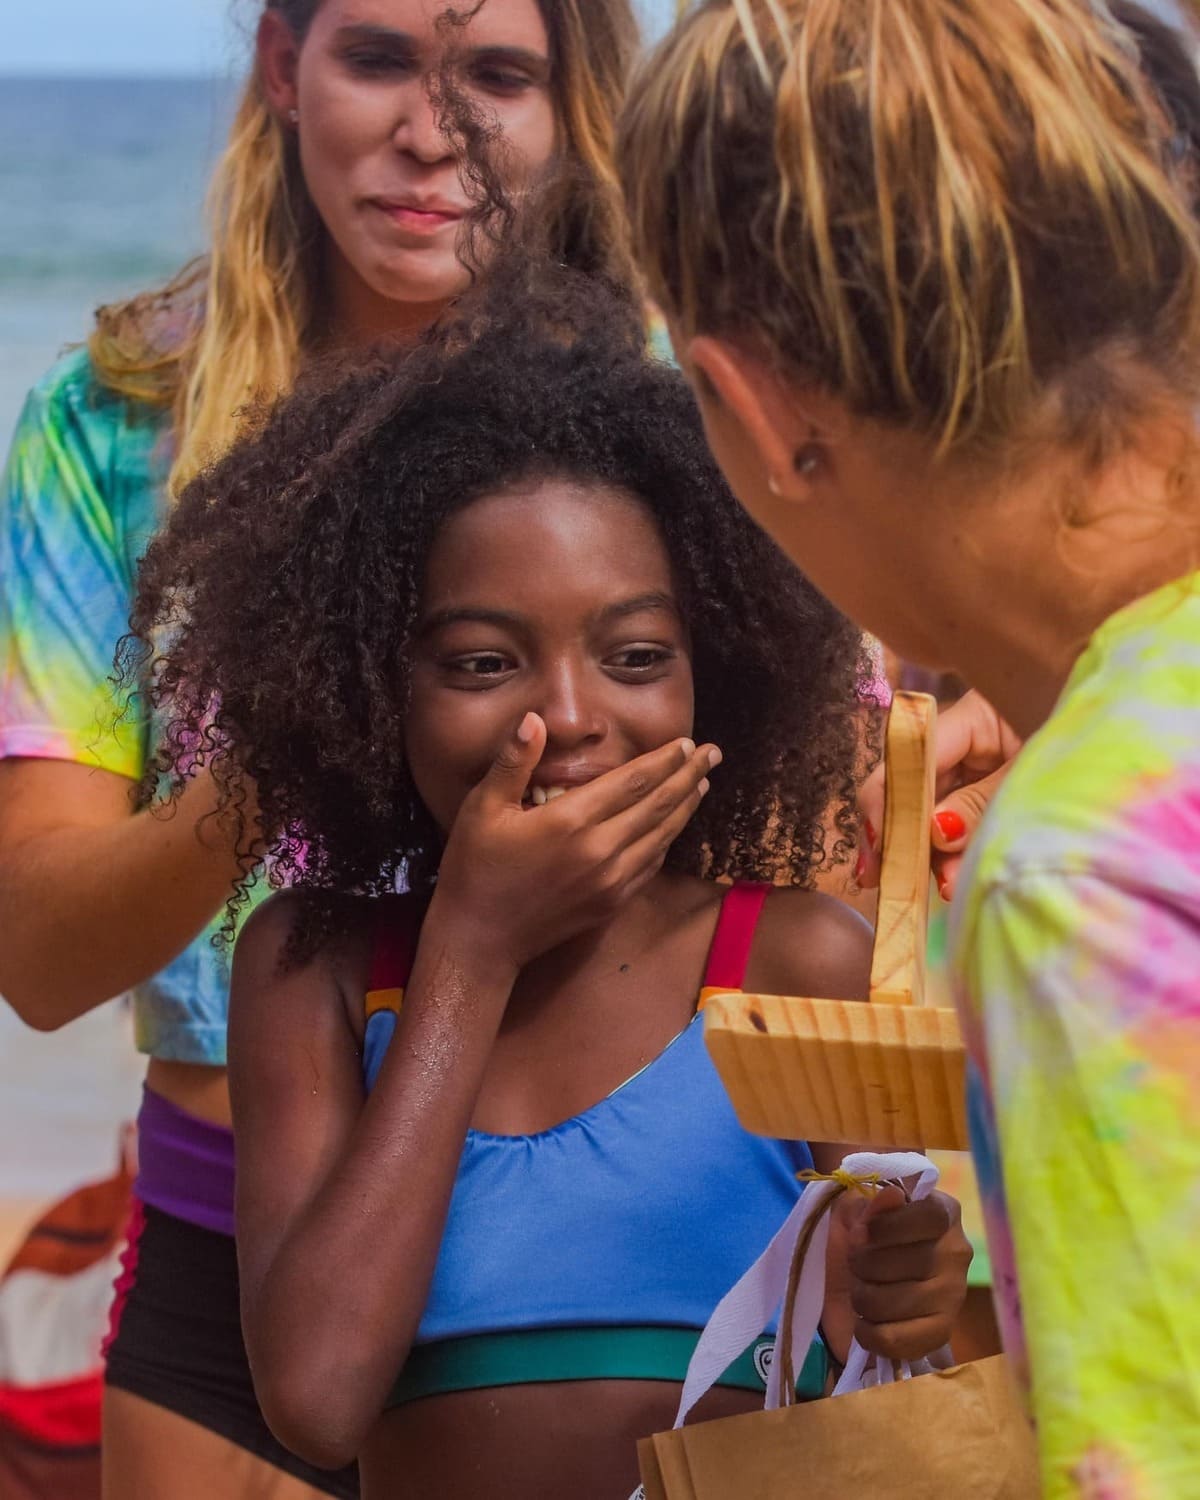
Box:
[0,0,1189,77]
[0,0,682,77]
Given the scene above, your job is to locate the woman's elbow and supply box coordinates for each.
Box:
[0,939,107,1030]
[2,980,77,1033]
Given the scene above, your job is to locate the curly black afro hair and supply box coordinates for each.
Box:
[124,261,873,951]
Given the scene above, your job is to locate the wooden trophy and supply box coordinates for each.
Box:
[704,691,969,1150]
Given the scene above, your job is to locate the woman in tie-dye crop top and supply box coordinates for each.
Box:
[618,0,1200,1494]
[1,351,240,1055]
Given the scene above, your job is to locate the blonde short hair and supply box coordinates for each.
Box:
[619,0,1200,456]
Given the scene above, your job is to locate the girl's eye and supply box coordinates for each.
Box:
[447,652,515,681]
[608,647,675,676]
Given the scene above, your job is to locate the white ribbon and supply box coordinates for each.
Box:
[673,1151,943,1429]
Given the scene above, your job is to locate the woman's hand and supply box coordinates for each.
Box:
[431,711,721,975]
[824,1186,972,1366]
[858,689,1021,901]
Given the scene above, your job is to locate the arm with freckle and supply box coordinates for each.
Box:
[231,892,516,1472]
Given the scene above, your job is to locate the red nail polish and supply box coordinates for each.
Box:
[934,810,967,843]
[864,819,878,850]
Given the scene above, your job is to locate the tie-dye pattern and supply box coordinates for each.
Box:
[1,349,256,1065]
[951,575,1200,1498]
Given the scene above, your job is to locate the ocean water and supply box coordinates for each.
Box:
[0,77,233,1202]
[0,76,234,446]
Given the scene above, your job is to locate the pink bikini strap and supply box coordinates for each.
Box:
[366,898,421,994]
[367,883,770,1016]
[701,881,771,995]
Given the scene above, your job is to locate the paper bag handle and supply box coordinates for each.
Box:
[775,1181,841,1405]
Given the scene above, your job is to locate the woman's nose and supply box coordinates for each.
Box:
[392,76,456,166]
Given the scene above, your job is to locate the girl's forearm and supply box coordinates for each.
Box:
[244,911,515,1469]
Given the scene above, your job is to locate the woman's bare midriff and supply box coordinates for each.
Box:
[361,1381,764,1500]
[145,1057,233,1129]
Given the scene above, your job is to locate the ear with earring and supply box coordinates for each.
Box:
[794,444,821,478]
[287,107,299,127]
[769,444,821,495]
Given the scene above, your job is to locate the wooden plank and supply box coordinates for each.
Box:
[704,993,968,1150]
[868,692,937,1006]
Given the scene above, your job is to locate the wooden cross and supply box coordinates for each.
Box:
[705,692,969,1150]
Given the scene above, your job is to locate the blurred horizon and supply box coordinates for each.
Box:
[1,1,1188,78]
[1,0,683,78]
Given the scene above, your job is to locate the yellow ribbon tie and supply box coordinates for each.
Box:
[796,1167,884,1198]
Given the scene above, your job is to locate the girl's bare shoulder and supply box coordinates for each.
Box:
[743,886,873,1002]
[233,889,414,1041]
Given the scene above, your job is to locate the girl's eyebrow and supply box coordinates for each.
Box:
[419,594,678,637]
[419,606,524,636]
[333,23,550,77]
[599,592,679,623]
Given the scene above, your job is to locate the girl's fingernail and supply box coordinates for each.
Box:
[864,819,878,850]
[708,747,723,768]
[681,738,696,759]
[698,778,711,796]
[937,874,951,903]
[517,712,538,744]
[934,809,967,843]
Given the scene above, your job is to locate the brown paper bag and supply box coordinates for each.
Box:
[638,1154,1038,1500]
[638,1353,1038,1499]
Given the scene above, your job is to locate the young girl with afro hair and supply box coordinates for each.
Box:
[126,264,971,1499]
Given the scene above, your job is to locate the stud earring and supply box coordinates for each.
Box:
[794,445,821,478]
[287,108,299,127]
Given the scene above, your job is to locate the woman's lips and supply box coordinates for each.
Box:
[372,200,462,235]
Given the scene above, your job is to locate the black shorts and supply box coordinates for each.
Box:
[104,1201,359,1499]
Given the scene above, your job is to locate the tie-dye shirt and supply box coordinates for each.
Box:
[1,348,243,1064]
[951,574,1200,1498]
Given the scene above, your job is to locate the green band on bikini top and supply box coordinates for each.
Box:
[387,1325,828,1408]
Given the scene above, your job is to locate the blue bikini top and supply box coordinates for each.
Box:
[361,884,825,1404]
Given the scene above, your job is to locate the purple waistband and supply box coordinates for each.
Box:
[135,1085,236,1237]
